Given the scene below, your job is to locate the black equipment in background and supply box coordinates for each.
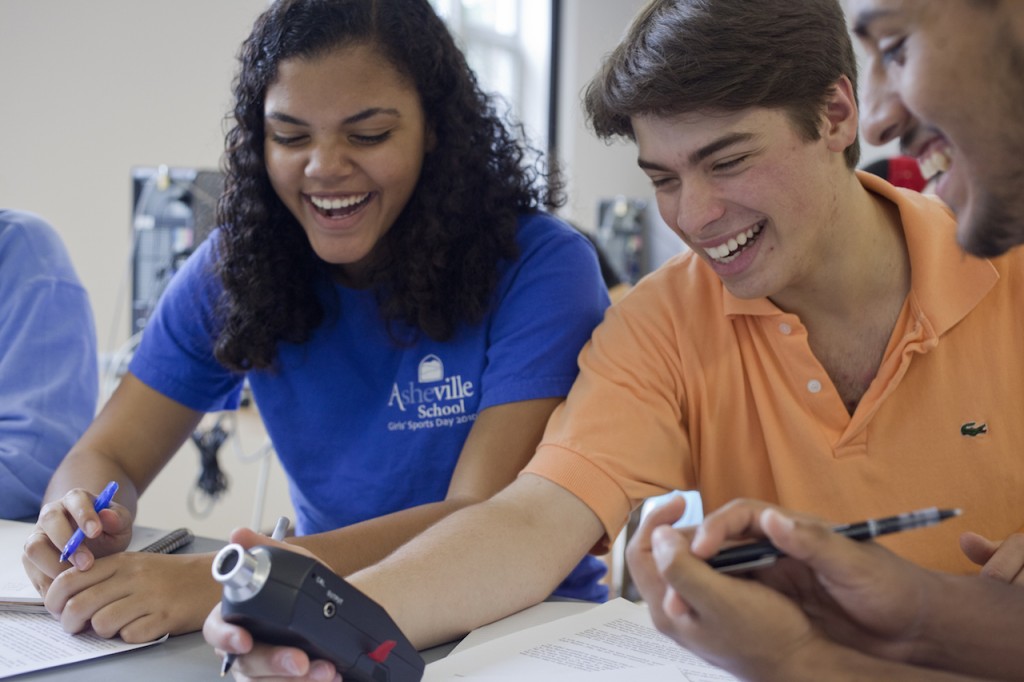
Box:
[130,165,224,335]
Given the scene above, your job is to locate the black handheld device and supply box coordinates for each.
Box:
[213,543,424,682]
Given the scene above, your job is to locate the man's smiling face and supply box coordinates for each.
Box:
[850,0,1024,257]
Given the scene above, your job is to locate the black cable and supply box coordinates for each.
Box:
[191,419,230,499]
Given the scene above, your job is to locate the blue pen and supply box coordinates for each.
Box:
[59,481,119,563]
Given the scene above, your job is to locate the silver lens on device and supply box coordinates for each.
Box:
[212,543,272,602]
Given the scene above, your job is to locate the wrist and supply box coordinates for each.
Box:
[902,569,956,668]
[766,636,851,682]
[186,552,225,630]
[773,637,946,682]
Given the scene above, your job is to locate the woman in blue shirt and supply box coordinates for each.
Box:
[23,0,608,643]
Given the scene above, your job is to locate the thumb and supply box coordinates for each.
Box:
[99,505,134,537]
[758,509,876,586]
[651,525,719,618]
[228,526,284,549]
[959,531,998,567]
[646,495,691,530]
[228,527,318,561]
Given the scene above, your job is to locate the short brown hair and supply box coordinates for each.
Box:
[584,0,860,168]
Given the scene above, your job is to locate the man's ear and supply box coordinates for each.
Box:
[823,75,859,154]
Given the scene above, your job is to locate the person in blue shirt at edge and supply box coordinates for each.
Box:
[0,209,97,520]
[21,0,610,643]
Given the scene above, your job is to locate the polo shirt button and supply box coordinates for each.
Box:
[778,323,792,335]
[807,379,822,393]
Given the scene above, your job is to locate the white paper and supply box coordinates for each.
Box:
[0,520,41,605]
[456,664,690,681]
[0,610,166,678]
[425,598,739,682]
[451,601,598,655]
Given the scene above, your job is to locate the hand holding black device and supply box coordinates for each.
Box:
[213,543,425,682]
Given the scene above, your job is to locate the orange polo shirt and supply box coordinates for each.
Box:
[526,172,1024,574]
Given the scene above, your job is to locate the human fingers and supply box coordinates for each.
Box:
[649,524,817,679]
[45,559,122,633]
[689,498,778,558]
[21,528,64,596]
[228,527,317,560]
[97,503,134,544]
[59,487,106,544]
[45,552,161,625]
[204,601,253,655]
[60,552,219,641]
[228,642,338,682]
[203,580,340,682]
[959,531,998,567]
[961,532,1024,585]
[70,505,135,569]
[758,508,929,642]
[649,525,699,619]
[34,491,133,572]
[625,496,689,615]
[29,498,81,574]
[652,524,783,620]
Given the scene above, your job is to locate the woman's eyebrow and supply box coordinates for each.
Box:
[343,107,401,125]
[264,107,402,125]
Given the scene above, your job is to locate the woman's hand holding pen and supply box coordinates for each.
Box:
[22,485,134,595]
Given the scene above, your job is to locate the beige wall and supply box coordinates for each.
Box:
[555,0,652,231]
[0,1,270,354]
[0,0,291,538]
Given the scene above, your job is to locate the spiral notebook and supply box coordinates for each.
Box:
[135,527,194,554]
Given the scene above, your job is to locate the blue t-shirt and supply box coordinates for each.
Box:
[130,212,611,600]
[0,210,98,519]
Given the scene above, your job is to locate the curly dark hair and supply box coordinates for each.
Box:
[214,0,562,371]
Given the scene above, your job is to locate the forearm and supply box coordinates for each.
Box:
[44,447,141,517]
[909,573,1024,680]
[349,475,604,649]
[43,374,204,516]
[290,496,478,576]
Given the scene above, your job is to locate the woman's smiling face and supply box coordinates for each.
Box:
[264,43,430,284]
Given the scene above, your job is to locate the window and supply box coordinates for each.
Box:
[430,0,553,153]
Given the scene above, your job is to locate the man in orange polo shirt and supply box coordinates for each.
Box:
[523,0,1024,576]
[622,0,1024,680]
[204,0,1024,675]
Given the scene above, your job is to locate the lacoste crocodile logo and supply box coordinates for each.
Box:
[960,422,988,437]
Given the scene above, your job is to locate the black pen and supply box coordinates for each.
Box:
[221,516,290,677]
[708,506,962,573]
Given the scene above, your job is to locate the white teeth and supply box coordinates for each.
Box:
[309,193,369,210]
[704,222,763,262]
[917,147,951,181]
